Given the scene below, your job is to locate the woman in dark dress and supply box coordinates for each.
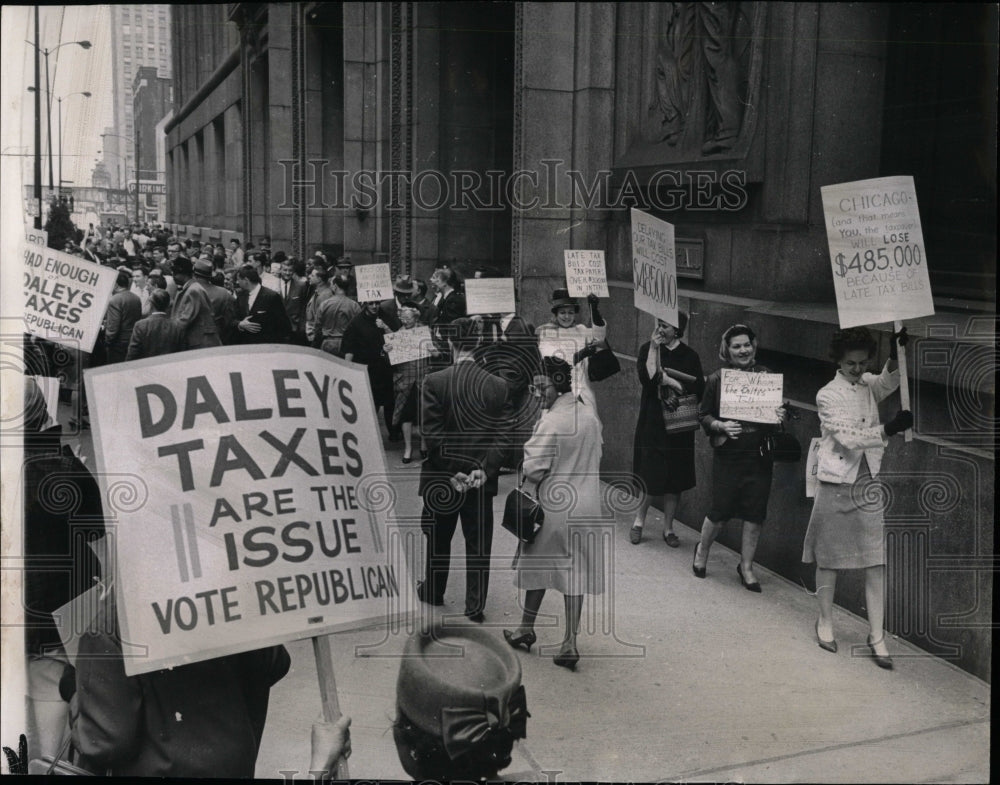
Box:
[692,324,788,591]
[630,312,705,546]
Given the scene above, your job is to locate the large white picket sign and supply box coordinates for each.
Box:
[21,242,116,352]
[564,250,609,298]
[820,176,934,328]
[85,346,404,675]
[719,368,784,424]
[631,208,678,326]
[465,277,516,314]
[355,263,393,303]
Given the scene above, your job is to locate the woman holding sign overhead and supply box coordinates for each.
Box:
[536,288,607,411]
[802,326,911,669]
[693,324,788,591]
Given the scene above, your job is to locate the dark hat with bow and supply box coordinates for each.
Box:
[395,623,528,763]
[549,287,578,313]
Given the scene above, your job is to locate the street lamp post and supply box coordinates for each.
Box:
[101,132,137,222]
[25,33,91,196]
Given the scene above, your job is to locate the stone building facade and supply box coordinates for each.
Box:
[165,2,996,680]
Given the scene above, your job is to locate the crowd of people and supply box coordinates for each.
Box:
[18,216,913,777]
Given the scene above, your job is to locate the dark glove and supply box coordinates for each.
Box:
[587,294,605,327]
[890,326,909,360]
[884,409,913,437]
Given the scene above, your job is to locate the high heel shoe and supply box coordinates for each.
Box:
[815,620,838,653]
[866,634,894,670]
[503,629,536,652]
[553,645,579,671]
[737,563,762,593]
[692,543,706,579]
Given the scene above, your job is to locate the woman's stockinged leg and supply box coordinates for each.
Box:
[633,493,657,529]
[516,589,546,637]
[662,493,681,536]
[815,566,838,641]
[695,517,723,568]
[563,594,583,648]
[741,520,762,582]
[865,565,889,656]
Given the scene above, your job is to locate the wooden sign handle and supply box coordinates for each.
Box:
[894,320,913,442]
[312,635,350,779]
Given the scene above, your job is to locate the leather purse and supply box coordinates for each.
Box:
[586,339,620,381]
[761,430,802,462]
[654,347,700,433]
[501,481,544,544]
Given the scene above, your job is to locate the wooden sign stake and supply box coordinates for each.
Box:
[894,320,913,442]
[312,635,350,779]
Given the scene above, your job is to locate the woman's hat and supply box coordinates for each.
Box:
[549,288,579,313]
[396,623,527,761]
[393,275,418,296]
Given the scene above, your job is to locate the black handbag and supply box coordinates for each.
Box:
[762,430,802,462]
[587,339,620,381]
[501,481,544,544]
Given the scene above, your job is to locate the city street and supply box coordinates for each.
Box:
[62,402,991,783]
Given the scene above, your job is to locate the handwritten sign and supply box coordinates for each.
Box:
[21,241,117,353]
[719,368,783,424]
[384,325,434,365]
[85,346,403,675]
[564,250,609,298]
[26,225,48,246]
[355,263,393,303]
[821,176,934,328]
[631,208,677,325]
[465,277,516,315]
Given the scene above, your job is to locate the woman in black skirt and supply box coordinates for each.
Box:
[630,312,705,546]
[693,324,788,591]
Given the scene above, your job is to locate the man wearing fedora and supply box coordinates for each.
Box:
[193,258,237,344]
[333,256,358,300]
[171,256,223,349]
[417,318,511,622]
[378,274,420,331]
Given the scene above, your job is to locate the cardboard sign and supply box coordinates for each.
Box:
[355,263,393,303]
[564,250,609,298]
[85,346,403,675]
[630,208,678,326]
[719,368,784,424]
[820,176,934,328]
[383,325,434,366]
[21,242,117,353]
[26,225,48,246]
[465,277,516,315]
[805,437,822,498]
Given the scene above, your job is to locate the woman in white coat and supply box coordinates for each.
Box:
[503,357,606,671]
[802,326,912,669]
[535,289,607,410]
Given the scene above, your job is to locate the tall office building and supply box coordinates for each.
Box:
[107,4,171,190]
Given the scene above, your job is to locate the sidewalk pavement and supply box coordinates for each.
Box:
[59,409,988,782]
[246,459,990,783]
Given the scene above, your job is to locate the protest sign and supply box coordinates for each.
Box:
[630,208,677,325]
[805,437,822,498]
[383,325,433,366]
[26,225,47,246]
[564,250,609,298]
[719,368,784,424]
[21,242,116,353]
[85,346,404,676]
[820,176,934,329]
[465,277,516,315]
[355,263,393,303]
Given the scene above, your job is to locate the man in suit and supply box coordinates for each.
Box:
[193,259,237,344]
[104,270,143,363]
[418,317,510,622]
[427,266,467,367]
[171,256,223,349]
[278,257,309,345]
[126,289,186,360]
[234,264,292,344]
[377,274,419,331]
